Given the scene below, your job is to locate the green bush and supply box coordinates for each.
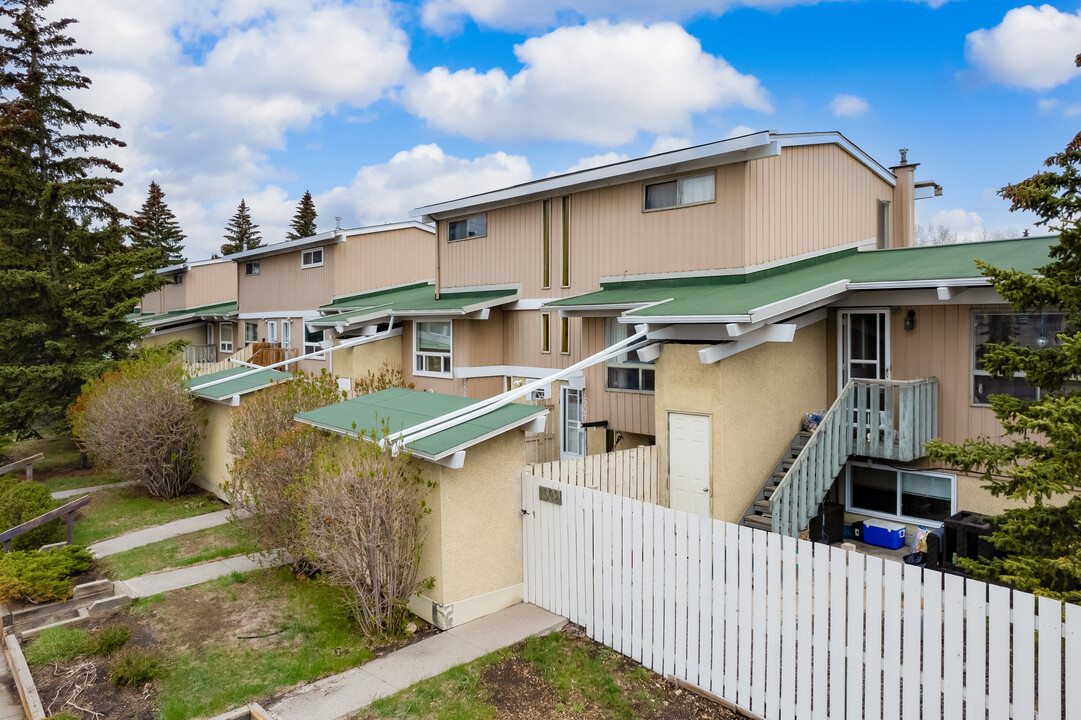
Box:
[23,626,88,666]
[87,623,130,656]
[109,646,162,686]
[0,476,62,551]
[0,545,92,603]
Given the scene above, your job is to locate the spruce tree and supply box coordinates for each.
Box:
[926,128,1081,602]
[0,0,162,437]
[221,199,262,255]
[286,190,318,240]
[130,181,186,267]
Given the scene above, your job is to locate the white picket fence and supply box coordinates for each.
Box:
[522,474,1081,720]
[527,445,661,504]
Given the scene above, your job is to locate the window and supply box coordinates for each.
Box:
[205,324,214,347]
[972,310,1072,405]
[415,321,452,376]
[876,201,891,249]
[541,199,551,289]
[245,261,260,276]
[281,320,291,349]
[172,272,184,285]
[244,322,258,345]
[304,326,326,359]
[448,215,487,241]
[846,463,955,525]
[560,196,570,287]
[267,320,277,344]
[604,318,654,392]
[644,173,715,211]
[301,248,324,268]
[541,312,551,354]
[219,323,233,353]
[560,316,570,355]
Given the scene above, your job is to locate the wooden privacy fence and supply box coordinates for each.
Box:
[528,445,661,504]
[522,473,1081,720]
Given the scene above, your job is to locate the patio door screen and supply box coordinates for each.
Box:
[839,309,890,387]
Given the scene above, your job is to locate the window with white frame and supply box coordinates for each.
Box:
[301,248,324,268]
[244,322,258,345]
[643,173,715,211]
[304,327,326,359]
[267,320,277,344]
[448,215,487,241]
[245,260,260,276]
[219,323,233,353]
[414,321,451,376]
[604,318,654,392]
[205,324,214,346]
[281,320,292,349]
[972,310,1074,405]
[846,462,955,525]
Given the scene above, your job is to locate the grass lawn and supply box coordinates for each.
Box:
[43,472,123,493]
[361,630,740,720]
[100,522,259,580]
[74,484,224,546]
[4,433,83,472]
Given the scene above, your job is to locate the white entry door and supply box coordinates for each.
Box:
[560,386,585,460]
[838,309,891,387]
[668,412,711,518]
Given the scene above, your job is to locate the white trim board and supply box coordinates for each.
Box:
[329,279,434,302]
[237,310,321,321]
[454,365,585,380]
[407,583,524,631]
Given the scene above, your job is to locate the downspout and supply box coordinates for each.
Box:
[434,218,442,300]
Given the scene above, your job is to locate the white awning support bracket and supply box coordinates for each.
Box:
[698,324,797,364]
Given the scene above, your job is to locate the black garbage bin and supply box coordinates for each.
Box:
[942,510,993,571]
[808,501,844,545]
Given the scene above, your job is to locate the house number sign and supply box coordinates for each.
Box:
[538,486,562,505]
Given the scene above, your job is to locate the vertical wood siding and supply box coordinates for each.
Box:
[332,227,437,297]
[238,246,335,312]
[185,261,238,307]
[582,318,655,437]
[744,144,894,266]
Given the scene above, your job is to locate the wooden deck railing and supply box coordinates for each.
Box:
[1,495,91,552]
[0,453,43,481]
[182,344,218,364]
[770,377,939,538]
[249,343,299,369]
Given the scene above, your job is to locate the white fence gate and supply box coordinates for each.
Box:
[522,474,1081,720]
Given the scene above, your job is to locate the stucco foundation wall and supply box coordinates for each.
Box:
[195,399,234,500]
[332,336,403,387]
[142,326,205,349]
[655,322,827,524]
[415,461,445,606]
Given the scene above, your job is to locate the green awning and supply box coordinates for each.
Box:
[139,301,239,328]
[295,387,546,461]
[314,283,519,329]
[546,236,1056,320]
[186,366,292,402]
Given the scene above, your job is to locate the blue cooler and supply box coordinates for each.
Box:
[863,519,906,550]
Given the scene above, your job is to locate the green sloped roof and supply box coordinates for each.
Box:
[547,236,1056,319]
[139,300,239,326]
[295,387,546,460]
[186,366,291,401]
[316,283,519,328]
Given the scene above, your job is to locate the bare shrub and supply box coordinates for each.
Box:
[225,371,344,563]
[69,351,201,498]
[353,361,414,396]
[301,430,433,637]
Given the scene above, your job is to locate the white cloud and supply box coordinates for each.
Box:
[315,145,533,227]
[48,0,412,258]
[421,0,951,33]
[548,152,631,177]
[829,93,870,117]
[1037,98,1059,113]
[648,135,694,154]
[724,125,757,140]
[966,5,1081,91]
[403,21,771,145]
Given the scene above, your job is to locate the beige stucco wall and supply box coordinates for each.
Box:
[194,399,234,501]
[332,335,403,388]
[141,325,206,348]
[655,322,828,524]
[415,429,526,610]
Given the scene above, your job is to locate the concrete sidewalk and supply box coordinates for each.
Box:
[114,550,287,597]
[88,509,232,557]
[268,603,566,720]
[0,651,22,720]
[52,479,137,499]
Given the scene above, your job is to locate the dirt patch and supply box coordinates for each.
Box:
[33,466,99,482]
[484,654,605,720]
[29,615,159,720]
[148,579,290,654]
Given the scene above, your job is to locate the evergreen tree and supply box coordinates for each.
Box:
[130,181,186,267]
[286,190,317,240]
[0,0,163,437]
[926,128,1081,602]
[220,199,262,255]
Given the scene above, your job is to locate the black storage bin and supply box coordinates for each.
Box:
[942,510,993,570]
[808,501,844,545]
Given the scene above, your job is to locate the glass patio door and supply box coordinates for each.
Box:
[839,309,891,387]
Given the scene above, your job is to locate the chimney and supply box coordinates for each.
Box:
[890,148,918,248]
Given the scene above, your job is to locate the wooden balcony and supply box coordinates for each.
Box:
[249,342,299,370]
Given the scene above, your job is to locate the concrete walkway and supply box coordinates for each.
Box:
[269,603,566,720]
[0,651,22,720]
[114,550,287,598]
[52,479,137,499]
[88,509,232,557]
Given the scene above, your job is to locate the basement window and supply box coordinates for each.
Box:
[845,462,955,525]
[644,173,715,211]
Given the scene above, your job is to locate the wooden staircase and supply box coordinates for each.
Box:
[740,430,811,532]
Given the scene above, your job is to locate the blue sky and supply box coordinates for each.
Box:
[52,0,1081,258]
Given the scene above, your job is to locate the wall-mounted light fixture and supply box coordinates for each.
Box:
[904,309,916,331]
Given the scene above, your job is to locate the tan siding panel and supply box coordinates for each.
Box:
[186,261,237,307]
[238,247,335,312]
[333,227,436,297]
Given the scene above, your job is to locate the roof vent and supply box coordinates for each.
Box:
[898,147,909,165]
